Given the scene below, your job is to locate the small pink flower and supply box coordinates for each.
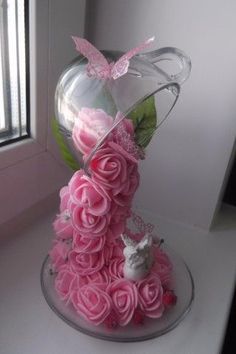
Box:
[108,258,124,280]
[107,279,138,326]
[49,241,71,271]
[136,275,164,319]
[72,108,113,155]
[162,290,177,307]
[71,284,111,325]
[69,170,111,216]
[68,250,104,276]
[54,265,83,301]
[73,231,105,253]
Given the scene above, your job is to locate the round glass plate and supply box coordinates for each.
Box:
[41,244,194,342]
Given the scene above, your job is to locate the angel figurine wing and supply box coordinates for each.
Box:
[72,36,155,80]
[136,233,153,251]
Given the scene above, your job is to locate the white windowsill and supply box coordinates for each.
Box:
[0,203,235,354]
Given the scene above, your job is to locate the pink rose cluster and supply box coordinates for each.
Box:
[49,108,176,327]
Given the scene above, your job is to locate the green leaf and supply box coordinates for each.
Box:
[51,118,80,171]
[129,96,158,148]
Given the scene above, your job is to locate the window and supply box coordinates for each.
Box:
[0,0,29,146]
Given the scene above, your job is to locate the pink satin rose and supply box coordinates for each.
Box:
[108,258,124,280]
[53,186,73,240]
[90,144,128,192]
[90,143,139,206]
[69,170,111,216]
[55,265,83,301]
[107,279,138,326]
[68,250,104,276]
[49,240,71,271]
[136,274,164,318]
[113,162,139,207]
[86,267,111,285]
[71,284,111,325]
[73,231,105,253]
[69,202,110,237]
[72,108,113,155]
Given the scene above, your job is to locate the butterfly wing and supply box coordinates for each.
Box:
[71,36,110,79]
[111,36,155,79]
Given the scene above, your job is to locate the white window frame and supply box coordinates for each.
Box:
[0,0,49,170]
[0,0,86,226]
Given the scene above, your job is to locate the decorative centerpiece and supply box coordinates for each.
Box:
[41,36,194,341]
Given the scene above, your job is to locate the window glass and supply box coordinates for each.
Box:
[0,0,29,145]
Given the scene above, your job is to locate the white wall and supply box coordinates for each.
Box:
[85,0,236,229]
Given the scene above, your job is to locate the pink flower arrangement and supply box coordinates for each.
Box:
[49,107,177,328]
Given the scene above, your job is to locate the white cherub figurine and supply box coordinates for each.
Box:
[121,233,154,281]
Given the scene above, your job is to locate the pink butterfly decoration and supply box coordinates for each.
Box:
[71,36,155,80]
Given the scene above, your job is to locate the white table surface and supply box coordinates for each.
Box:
[0,205,235,354]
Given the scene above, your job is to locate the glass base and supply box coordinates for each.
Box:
[41,244,194,342]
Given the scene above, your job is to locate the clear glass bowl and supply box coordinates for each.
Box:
[54,47,191,171]
[41,244,194,342]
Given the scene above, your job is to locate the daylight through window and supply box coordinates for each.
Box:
[0,0,29,145]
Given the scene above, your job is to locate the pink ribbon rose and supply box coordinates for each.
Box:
[69,202,110,237]
[72,107,113,156]
[86,267,111,285]
[68,249,104,276]
[108,258,124,280]
[90,143,139,207]
[71,284,111,325]
[55,265,83,301]
[112,162,139,207]
[69,170,111,216]
[73,231,105,253]
[90,145,128,192]
[107,279,138,326]
[136,274,164,318]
